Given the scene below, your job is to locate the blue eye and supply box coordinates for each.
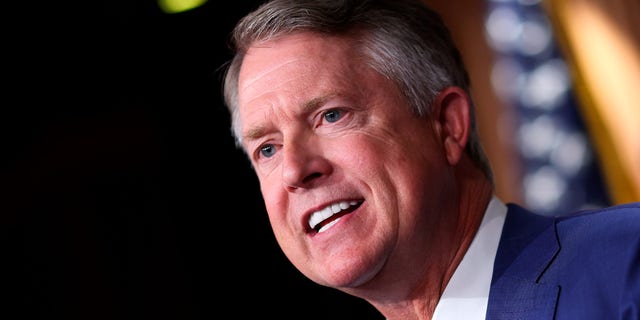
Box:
[324,109,342,123]
[260,144,276,158]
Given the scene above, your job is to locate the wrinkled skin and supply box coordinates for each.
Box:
[236,32,490,319]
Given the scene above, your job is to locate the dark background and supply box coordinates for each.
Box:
[5,1,383,319]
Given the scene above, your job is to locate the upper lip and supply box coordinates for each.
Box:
[304,199,363,232]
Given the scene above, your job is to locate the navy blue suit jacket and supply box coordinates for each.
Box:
[486,202,640,320]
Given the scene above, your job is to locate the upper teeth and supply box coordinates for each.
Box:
[308,201,359,231]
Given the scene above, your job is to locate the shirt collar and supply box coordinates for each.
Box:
[432,195,508,320]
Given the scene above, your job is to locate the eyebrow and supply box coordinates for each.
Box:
[243,125,267,144]
[241,94,337,143]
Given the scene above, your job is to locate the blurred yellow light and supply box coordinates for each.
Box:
[544,0,640,204]
[158,0,208,14]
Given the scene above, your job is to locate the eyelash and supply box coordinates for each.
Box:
[255,108,347,160]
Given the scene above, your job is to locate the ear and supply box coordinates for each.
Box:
[433,87,471,166]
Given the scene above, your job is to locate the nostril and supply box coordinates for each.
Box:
[302,172,323,184]
[286,172,322,192]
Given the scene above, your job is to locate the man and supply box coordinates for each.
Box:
[220,0,640,318]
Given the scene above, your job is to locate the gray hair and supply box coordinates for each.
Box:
[221,0,493,181]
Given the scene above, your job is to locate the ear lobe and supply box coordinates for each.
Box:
[434,87,471,165]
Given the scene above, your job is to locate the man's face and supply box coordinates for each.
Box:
[236,32,455,290]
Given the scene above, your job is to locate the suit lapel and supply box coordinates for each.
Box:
[486,204,561,320]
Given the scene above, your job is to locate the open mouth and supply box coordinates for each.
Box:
[308,200,362,233]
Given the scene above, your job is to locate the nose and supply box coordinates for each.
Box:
[281,136,332,192]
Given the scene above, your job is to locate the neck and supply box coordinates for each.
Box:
[368,159,494,319]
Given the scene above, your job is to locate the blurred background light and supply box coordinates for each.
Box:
[485,0,611,216]
[157,0,208,14]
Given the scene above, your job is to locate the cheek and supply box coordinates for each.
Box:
[260,180,286,217]
[258,175,290,229]
[264,196,298,257]
[330,133,389,166]
[335,131,423,176]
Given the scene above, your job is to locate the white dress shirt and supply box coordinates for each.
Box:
[432,196,508,320]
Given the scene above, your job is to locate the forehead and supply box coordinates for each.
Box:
[238,32,361,94]
[236,32,371,117]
